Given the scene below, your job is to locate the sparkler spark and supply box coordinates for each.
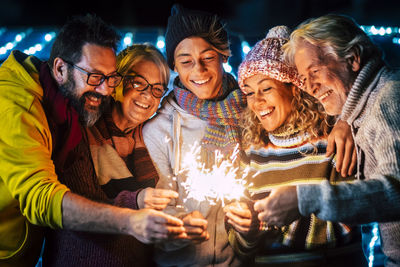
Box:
[178,142,250,207]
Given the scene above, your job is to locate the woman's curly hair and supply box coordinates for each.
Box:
[241,84,331,149]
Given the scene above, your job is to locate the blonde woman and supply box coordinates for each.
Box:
[43,44,184,266]
[224,26,366,267]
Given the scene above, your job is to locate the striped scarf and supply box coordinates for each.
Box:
[174,73,246,155]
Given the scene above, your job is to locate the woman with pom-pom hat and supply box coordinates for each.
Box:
[223,26,367,267]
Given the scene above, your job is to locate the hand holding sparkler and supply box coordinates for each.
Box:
[254,186,300,227]
[130,208,187,243]
[137,188,179,210]
[181,210,210,243]
[224,201,259,237]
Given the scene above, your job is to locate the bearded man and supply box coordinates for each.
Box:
[0,14,184,266]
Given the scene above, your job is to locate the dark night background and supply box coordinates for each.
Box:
[0,0,400,69]
[0,0,399,69]
[1,0,400,34]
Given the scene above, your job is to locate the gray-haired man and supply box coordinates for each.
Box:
[254,14,400,266]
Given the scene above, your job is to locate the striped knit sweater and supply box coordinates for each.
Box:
[228,133,356,259]
[297,58,400,266]
[87,106,158,198]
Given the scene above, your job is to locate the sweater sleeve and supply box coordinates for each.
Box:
[143,119,182,214]
[226,224,260,262]
[143,115,192,251]
[113,190,140,209]
[298,80,400,224]
[0,103,69,229]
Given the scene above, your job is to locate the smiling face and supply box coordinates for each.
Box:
[174,37,226,100]
[60,43,118,126]
[118,60,163,130]
[243,74,294,132]
[294,41,358,116]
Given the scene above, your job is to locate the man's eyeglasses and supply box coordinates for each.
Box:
[123,75,167,98]
[63,59,122,88]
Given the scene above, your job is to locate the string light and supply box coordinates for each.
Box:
[123,32,133,47]
[15,34,23,42]
[0,29,32,56]
[361,25,400,36]
[5,42,14,50]
[156,35,165,50]
[360,25,400,46]
[367,223,379,267]
[241,40,251,56]
[23,30,55,55]
[0,24,399,66]
[223,62,233,73]
[44,32,56,42]
[35,44,43,51]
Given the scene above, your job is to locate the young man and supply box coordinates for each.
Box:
[0,14,184,266]
[254,14,400,266]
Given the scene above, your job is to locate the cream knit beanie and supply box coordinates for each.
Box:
[238,25,304,93]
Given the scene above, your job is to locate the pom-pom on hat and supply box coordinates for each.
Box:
[237,26,304,93]
[165,4,229,70]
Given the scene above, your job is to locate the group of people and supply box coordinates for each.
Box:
[0,3,399,267]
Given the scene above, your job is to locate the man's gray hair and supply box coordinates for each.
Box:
[283,14,380,66]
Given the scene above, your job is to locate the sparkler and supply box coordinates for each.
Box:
[177,142,254,207]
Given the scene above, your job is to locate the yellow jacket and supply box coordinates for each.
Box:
[0,51,69,265]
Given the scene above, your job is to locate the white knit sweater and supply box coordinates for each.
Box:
[143,93,243,267]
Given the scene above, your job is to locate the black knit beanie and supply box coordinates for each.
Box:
[165,4,228,70]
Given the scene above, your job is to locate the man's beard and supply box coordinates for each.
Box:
[59,76,109,127]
